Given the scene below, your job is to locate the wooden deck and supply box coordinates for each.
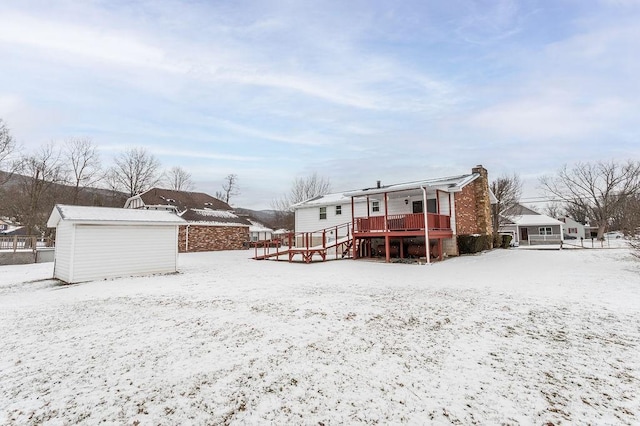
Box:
[252,225,353,263]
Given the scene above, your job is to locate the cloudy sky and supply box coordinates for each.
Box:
[1,0,639,209]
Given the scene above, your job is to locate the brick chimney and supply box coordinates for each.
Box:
[472,165,493,238]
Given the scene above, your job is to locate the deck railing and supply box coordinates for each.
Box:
[355,213,451,233]
[0,236,55,252]
[528,234,562,245]
[253,222,353,261]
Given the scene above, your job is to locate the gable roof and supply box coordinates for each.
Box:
[179,208,251,227]
[343,173,479,198]
[125,188,231,212]
[501,204,563,226]
[502,214,563,227]
[47,205,186,227]
[505,204,540,216]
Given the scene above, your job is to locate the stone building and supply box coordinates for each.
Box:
[125,188,250,252]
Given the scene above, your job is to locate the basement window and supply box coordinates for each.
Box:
[335,205,342,215]
[320,207,327,220]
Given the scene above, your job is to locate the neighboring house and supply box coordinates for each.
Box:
[558,217,586,240]
[293,165,496,262]
[0,218,26,236]
[248,221,274,242]
[47,204,185,284]
[500,205,564,245]
[124,188,250,252]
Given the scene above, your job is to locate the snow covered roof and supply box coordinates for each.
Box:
[125,188,231,212]
[47,205,186,227]
[0,225,26,236]
[504,214,563,226]
[293,172,481,209]
[179,209,251,227]
[249,221,274,233]
[344,173,479,197]
[292,191,361,208]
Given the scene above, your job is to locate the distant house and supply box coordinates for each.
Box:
[500,205,564,246]
[47,205,185,284]
[249,221,274,242]
[0,218,26,236]
[292,165,496,262]
[558,217,586,240]
[124,188,251,252]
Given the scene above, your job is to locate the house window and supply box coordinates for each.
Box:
[427,199,437,214]
[569,227,577,234]
[539,227,552,235]
[372,201,380,212]
[319,207,327,220]
[335,205,342,215]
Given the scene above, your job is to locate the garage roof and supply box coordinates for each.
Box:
[47,205,187,227]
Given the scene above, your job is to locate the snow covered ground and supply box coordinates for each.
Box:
[1,247,639,425]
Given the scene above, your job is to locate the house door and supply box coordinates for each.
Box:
[520,228,528,243]
[412,201,423,213]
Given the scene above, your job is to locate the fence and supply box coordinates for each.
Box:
[0,236,55,252]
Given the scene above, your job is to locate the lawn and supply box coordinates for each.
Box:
[1,247,639,424]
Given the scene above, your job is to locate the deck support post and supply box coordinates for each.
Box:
[351,196,357,259]
[421,186,431,265]
[384,192,390,263]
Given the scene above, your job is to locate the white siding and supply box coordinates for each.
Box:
[438,191,451,216]
[53,221,74,283]
[69,224,178,283]
[449,193,457,234]
[295,202,368,234]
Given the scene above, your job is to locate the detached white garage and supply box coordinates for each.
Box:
[47,204,186,284]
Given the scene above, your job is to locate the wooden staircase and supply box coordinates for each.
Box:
[252,222,353,263]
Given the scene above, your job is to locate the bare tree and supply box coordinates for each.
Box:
[271,173,332,229]
[611,192,640,235]
[563,203,590,224]
[64,137,102,204]
[0,118,21,185]
[162,166,194,191]
[215,173,239,204]
[544,202,564,219]
[107,147,161,197]
[540,160,640,239]
[490,173,522,235]
[8,143,66,236]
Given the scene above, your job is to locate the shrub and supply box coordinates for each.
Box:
[492,233,502,248]
[501,234,512,249]
[457,234,491,254]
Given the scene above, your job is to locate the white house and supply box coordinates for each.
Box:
[558,217,586,240]
[249,221,274,242]
[499,205,564,246]
[292,166,496,262]
[47,205,186,284]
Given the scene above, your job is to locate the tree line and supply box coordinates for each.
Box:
[491,160,640,241]
[0,118,239,236]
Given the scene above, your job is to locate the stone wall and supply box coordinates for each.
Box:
[472,165,493,237]
[454,165,494,249]
[454,183,479,235]
[179,225,248,252]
